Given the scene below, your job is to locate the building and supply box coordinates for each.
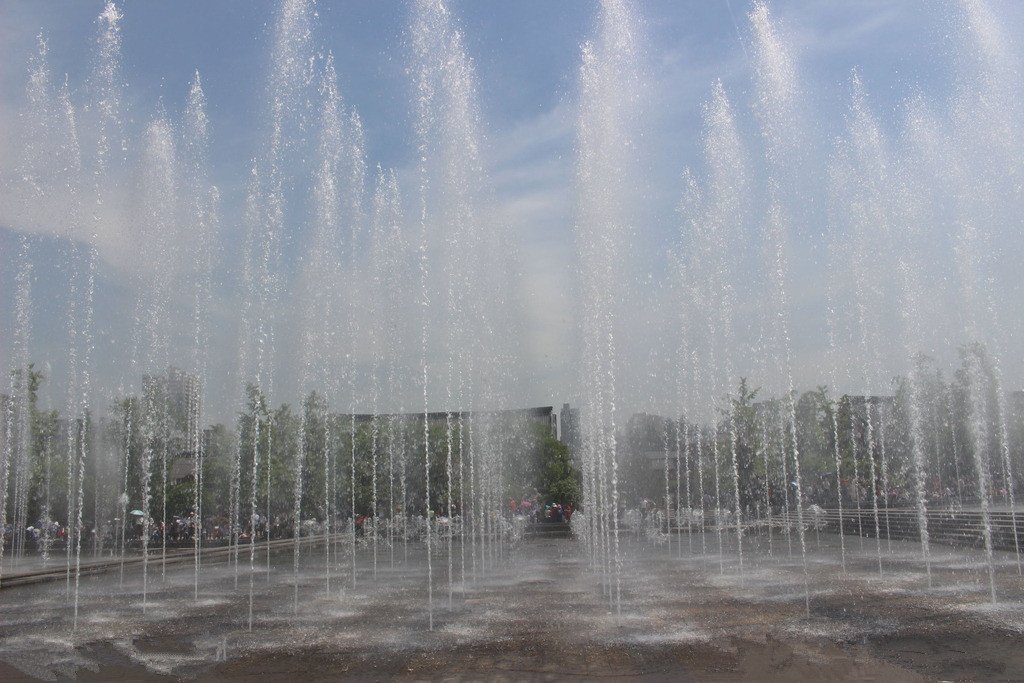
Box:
[139,366,199,437]
[167,427,214,485]
[625,412,678,470]
[166,366,195,429]
[621,412,680,503]
[1009,390,1024,425]
[351,406,556,437]
[560,403,580,454]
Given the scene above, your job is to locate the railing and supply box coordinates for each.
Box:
[0,534,326,589]
[670,507,1024,553]
[806,507,1022,553]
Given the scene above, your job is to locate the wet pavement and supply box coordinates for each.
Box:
[1,530,1023,681]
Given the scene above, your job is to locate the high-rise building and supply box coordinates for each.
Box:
[560,403,580,455]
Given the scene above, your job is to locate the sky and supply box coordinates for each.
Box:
[1,0,1023,424]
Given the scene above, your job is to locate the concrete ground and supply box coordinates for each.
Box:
[1,530,1023,681]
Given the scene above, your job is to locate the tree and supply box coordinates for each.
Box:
[164,481,194,520]
[730,377,761,511]
[201,423,234,522]
[235,383,270,530]
[794,386,834,505]
[298,391,329,522]
[537,430,580,508]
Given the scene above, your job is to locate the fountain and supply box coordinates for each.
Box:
[1,0,1024,679]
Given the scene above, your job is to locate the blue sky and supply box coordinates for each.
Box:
[2,1,1023,420]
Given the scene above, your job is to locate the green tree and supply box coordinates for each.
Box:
[298,391,330,522]
[730,377,761,510]
[235,383,270,529]
[201,423,235,522]
[164,480,194,520]
[537,430,580,508]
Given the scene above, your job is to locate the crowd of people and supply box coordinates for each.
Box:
[0,512,294,555]
[507,496,575,523]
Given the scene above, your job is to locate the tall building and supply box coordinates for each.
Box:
[166,366,195,431]
[560,403,580,454]
[351,405,556,436]
[1010,390,1024,425]
[139,366,198,435]
[622,412,679,503]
